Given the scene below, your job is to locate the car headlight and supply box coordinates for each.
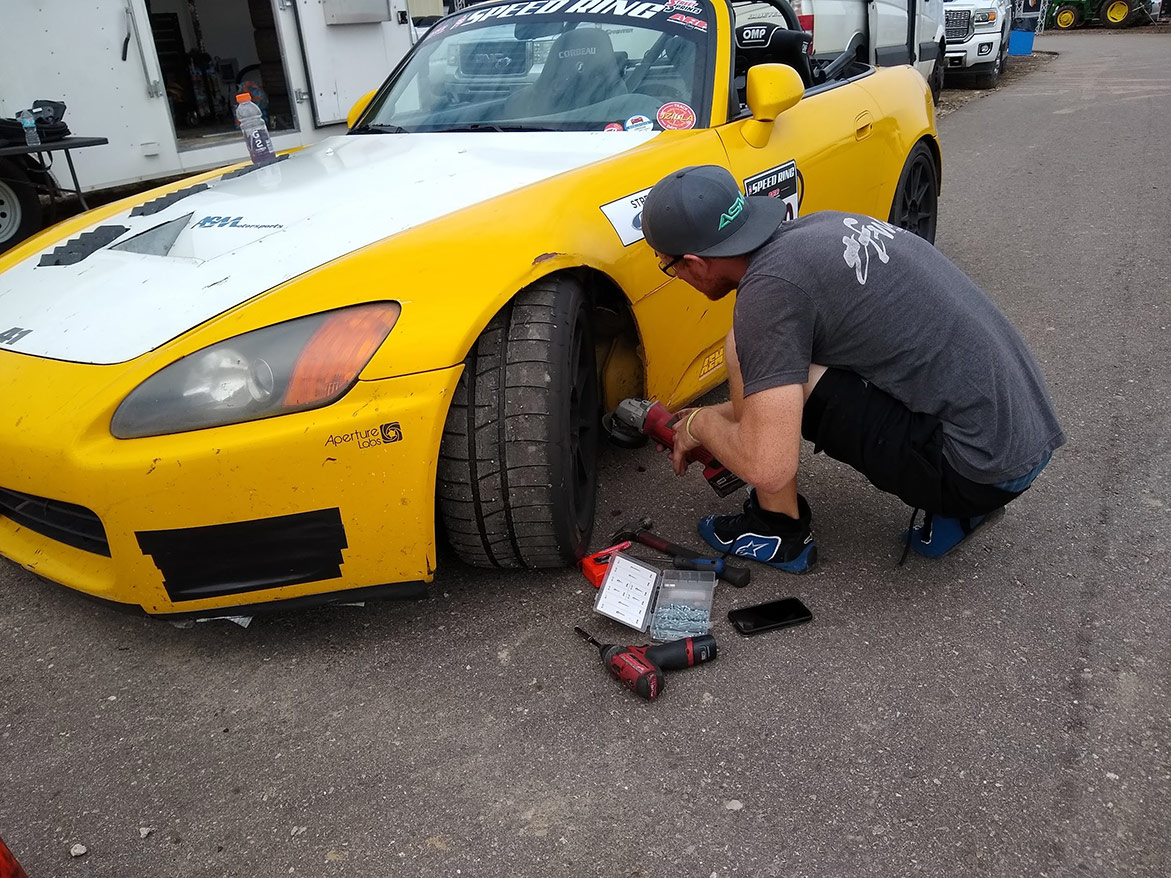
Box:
[111,302,401,439]
[974,8,999,23]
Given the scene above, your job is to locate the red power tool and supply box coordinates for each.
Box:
[579,540,632,588]
[604,398,745,497]
[574,626,718,701]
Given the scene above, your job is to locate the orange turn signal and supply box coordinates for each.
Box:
[284,302,401,406]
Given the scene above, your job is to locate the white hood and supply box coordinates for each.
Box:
[0,131,653,364]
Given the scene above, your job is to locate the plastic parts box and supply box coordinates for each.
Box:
[593,551,716,641]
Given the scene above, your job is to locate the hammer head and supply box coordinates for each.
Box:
[609,516,653,546]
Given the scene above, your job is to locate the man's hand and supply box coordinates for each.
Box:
[669,407,703,476]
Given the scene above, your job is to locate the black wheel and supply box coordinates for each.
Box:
[1053,4,1082,28]
[888,142,938,244]
[999,27,1010,74]
[438,276,600,568]
[0,159,42,255]
[1099,0,1136,26]
[929,43,946,105]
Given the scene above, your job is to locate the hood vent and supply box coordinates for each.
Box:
[219,153,289,182]
[110,212,193,257]
[130,183,210,218]
[38,225,129,267]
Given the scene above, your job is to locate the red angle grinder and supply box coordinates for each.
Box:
[603,397,745,497]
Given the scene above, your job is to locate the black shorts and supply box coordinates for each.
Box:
[801,368,1019,518]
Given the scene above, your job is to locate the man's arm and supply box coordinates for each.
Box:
[674,383,804,498]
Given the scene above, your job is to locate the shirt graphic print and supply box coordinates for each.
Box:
[841,217,902,284]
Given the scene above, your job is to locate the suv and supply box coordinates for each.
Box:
[942,0,1012,88]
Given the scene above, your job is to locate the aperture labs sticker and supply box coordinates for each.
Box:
[325,422,403,450]
[600,187,653,246]
[743,160,801,221]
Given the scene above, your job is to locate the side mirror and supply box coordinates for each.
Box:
[347,90,377,129]
[741,64,804,149]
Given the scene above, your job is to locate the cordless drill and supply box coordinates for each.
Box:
[574,626,718,701]
[606,398,745,497]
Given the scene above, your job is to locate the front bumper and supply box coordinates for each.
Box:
[944,35,1003,71]
[0,361,462,615]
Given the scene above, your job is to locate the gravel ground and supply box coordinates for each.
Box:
[936,50,1058,119]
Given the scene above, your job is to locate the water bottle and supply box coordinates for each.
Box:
[235,93,275,166]
[17,109,40,147]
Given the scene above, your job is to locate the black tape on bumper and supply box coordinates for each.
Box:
[136,508,348,602]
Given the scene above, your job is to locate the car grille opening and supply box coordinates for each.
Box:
[0,486,111,556]
[945,10,974,43]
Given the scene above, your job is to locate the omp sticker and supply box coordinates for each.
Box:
[600,186,652,246]
[667,12,708,30]
[624,114,654,132]
[698,347,724,379]
[604,122,624,131]
[738,25,773,46]
[656,101,696,130]
[743,160,801,221]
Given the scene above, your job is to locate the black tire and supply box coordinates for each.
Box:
[975,33,1005,89]
[888,142,938,244]
[1099,0,1136,26]
[929,43,946,105]
[1053,3,1082,28]
[0,159,42,255]
[438,277,600,568]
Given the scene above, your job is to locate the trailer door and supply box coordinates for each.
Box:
[291,0,414,126]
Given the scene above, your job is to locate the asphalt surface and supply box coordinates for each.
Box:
[2,28,1169,878]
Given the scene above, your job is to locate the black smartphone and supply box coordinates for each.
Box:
[727,597,812,636]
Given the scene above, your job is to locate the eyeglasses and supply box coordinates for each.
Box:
[659,255,683,277]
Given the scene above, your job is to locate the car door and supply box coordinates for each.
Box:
[717,75,892,228]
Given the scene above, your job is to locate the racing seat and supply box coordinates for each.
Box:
[503,28,627,118]
[734,24,814,105]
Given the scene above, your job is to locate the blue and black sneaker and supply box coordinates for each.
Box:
[697,491,817,573]
[906,507,1005,559]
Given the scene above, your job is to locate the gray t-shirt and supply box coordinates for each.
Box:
[733,211,1065,483]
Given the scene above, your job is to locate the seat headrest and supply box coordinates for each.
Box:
[542,27,620,83]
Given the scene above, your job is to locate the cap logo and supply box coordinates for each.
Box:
[717,193,746,230]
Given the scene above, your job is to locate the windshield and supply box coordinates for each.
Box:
[359,1,717,133]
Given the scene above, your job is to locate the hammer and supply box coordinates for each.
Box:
[610,518,752,588]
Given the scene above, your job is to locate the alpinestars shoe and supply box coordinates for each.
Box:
[906,507,1005,559]
[698,491,817,573]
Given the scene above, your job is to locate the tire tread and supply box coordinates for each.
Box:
[438,278,595,569]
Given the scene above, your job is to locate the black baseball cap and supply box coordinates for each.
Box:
[642,165,786,258]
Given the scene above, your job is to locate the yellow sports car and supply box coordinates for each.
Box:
[0,0,940,616]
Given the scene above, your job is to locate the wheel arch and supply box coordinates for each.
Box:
[454,264,647,415]
[918,133,943,196]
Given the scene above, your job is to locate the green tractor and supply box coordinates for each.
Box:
[1047,0,1153,28]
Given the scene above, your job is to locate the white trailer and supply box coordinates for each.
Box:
[0,0,429,252]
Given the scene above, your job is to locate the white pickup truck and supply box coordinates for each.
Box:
[942,0,1013,88]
